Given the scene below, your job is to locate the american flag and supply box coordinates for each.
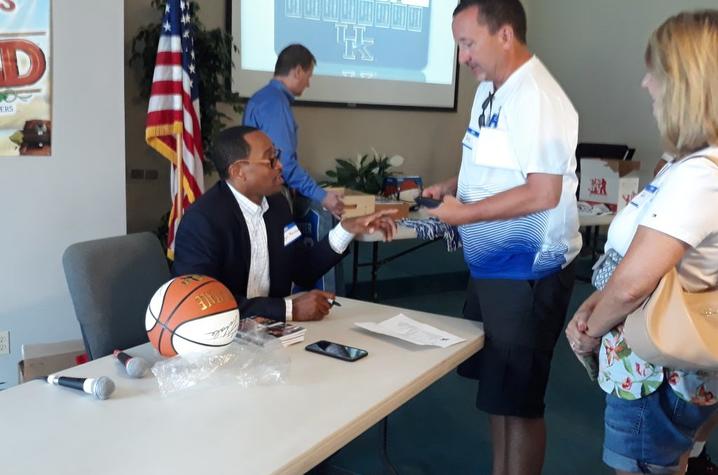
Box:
[145,0,204,260]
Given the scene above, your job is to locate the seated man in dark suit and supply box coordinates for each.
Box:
[173,126,396,322]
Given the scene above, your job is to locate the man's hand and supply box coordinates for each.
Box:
[421,177,459,200]
[427,195,469,226]
[422,177,457,200]
[422,185,445,200]
[341,209,398,241]
[322,190,345,218]
[292,290,335,321]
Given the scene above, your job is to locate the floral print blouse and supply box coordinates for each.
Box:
[597,323,718,405]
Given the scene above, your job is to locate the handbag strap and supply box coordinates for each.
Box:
[670,152,718,286]
[673,152,718,168]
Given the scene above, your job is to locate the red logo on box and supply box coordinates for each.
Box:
[622,192,636,205]
[589,177,608,196]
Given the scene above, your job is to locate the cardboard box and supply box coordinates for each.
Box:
[375,199,411,219]
[579,159,641,212]
[326,187,375,218]
[18,339,86,383]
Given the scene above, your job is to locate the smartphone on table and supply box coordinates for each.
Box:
[305,340,368,362]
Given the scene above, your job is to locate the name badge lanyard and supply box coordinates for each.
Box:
[478,90,495,129]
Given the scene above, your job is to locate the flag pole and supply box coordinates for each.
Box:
[175,132,183,224]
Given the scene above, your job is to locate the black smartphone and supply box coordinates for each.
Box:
[305,340,368,362]
[414,197,442,209]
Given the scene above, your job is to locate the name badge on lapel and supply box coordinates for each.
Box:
[462,127,480,151]
[284,223,301,246]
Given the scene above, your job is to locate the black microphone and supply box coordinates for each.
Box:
[46,375,115,400]
[113,350,150,378]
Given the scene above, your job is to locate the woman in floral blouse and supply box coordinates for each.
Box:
[566,10,718,475]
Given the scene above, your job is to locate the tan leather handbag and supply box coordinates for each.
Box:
[623,267,718,370]
[623,154,718,370]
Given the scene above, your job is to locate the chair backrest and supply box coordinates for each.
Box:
[62,232,171,359]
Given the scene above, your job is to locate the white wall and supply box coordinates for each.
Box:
[293,69,475,186]
[124,0,477,232]
[0,0,126,387]
[528,0,718,186]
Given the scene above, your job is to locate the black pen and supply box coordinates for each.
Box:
[329,299,342,307]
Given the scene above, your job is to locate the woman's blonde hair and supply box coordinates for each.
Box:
[645,10,718,157]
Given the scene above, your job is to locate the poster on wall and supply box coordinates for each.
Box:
[0,0,51,157]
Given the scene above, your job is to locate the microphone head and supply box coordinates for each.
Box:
[92,376,116,400]
[125,357,150,378]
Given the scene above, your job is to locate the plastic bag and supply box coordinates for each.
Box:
[151,326,290,397]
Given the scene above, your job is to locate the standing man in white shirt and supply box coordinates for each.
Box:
[423,1,581,474]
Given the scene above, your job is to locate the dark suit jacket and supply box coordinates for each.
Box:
[173,180,344,321]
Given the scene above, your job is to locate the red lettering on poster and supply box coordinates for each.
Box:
[0,39,46,87]
[589,177,608,196]
[0,1,16,12]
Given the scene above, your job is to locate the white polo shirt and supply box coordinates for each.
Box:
[457,56,581,280]
[605,147,718,292]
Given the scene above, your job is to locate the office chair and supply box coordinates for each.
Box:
[62,232,171,359]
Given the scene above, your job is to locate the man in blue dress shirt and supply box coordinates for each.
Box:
[243,44,344,216]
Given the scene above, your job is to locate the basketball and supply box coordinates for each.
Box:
[145,275,240,357]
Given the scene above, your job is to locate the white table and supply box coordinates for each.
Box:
[0,298,484,475]
[354,209,431,243]
[350,210,615,299]
[578,212,614,227]
[351,209,438,299]
[356,210,614,242]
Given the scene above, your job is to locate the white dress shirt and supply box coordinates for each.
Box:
[227,183,354,320]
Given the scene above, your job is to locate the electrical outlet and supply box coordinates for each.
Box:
[0,330,9,355]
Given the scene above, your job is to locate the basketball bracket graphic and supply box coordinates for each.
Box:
[275,0,430,81]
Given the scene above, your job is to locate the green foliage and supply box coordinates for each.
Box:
[322,151,401,195]
[129,0,243,171]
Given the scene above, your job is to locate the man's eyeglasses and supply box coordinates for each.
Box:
[236,149,281,169]
[478,90,495,128]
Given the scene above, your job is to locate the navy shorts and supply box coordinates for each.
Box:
[457,262,575,418]
[603,381,718,473]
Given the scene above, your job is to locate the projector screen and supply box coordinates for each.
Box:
[230,0,459,110]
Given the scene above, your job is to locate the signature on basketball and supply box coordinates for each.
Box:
[206,319,239,339]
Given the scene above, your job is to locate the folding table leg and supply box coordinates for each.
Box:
[371,242,379,301]
[350,241,359,297]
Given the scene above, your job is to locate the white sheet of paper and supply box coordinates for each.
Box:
[355,314,465,348]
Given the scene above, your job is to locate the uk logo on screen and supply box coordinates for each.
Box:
[275,0,431,81]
